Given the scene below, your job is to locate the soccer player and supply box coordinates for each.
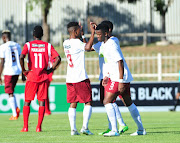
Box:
[95,24,146,136]
[0,30,21,120]
[91,21,128,135]
[63,22,95,136]
[20,26,61,132]
[44,57,54,116]
[169,83,180,111]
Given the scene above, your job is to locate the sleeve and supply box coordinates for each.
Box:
[78,39,86,51]
[0,46,5,58]
[51,45,59,59]
[21,44,28,56]
[109,41,123,62]
[92,42,101,53]
[17,44,22,56]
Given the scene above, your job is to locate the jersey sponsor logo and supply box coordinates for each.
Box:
[31,48,45,52]
[32,44,45,47]
[64,45,71,49]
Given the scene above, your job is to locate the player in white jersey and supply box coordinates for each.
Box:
[92,21,128,135]
[63,22,96,136]
[0,30,22,120]
[95,24,146,137]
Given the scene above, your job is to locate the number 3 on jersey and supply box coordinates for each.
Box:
[34,53,42,68]
[67,54,73,67]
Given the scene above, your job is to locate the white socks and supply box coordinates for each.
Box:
[128,103,144,130]
[68,108,77,131]
[83,105,92,129]
[113,102,126,126]
[9,97,17,117]
[105,103,118,132]
[13,95,18,109]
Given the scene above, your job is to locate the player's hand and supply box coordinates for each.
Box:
[22,73,26,82]
[0,77,2,85]
[118,83,126,95]
[23,70,31,77]
[90,22,97,34]
[79,21,84,36]
[102,76,109,86]
[46,68,54,74]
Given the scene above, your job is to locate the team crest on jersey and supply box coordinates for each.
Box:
[32,44,45,47]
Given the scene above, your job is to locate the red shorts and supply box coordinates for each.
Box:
[4,75,19,94]
[25,80,49,101]
[105,78,131,99]
[66,79,92,103]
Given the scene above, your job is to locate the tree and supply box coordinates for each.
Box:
[154,0,174,40]
[28,0,52,42]
[118,0,174,41]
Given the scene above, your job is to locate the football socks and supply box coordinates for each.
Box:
[128,103,144,131]
[83,105,92,129]
[9,97,17,117]
[68,108,77,131]
[105,103,118,132]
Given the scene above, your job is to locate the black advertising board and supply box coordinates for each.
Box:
[91,82,179,106]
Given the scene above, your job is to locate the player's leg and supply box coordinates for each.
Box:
[21,101,31,132]
[121,83,146,136]
[45,81,51,115]
[76,79,93,135]
[66,83,80,135]
[100,79,104,104]
[112,101,128,134]
[69,102,79,135]
[21,81,37,132]
[103,91,119,137]
[36,100,45,132]
[170,89,180,111]
[4,75,19,120]
[36,80,49,132]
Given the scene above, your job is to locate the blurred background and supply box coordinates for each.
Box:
[1,0,179,82]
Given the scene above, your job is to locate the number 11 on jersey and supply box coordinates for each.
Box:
[34,53,42,68]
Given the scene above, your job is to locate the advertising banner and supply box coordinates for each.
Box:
[92,82,179,106]
[0,82,179,113]
[0,83,84,113]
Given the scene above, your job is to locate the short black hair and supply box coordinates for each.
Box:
[2,30,11,39]
[33,25,43,38]
[67,22,79,29]
[101,20,113,31]
[96,24,109,33]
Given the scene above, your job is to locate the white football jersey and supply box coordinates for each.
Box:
[63,39,88,83]
[0,41,22,75]
[92,42,104,80]
[100,38,133,83]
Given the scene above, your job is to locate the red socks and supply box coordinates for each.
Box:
[45,97,50,113]
[37,106,45,129]
[23,106,30,128]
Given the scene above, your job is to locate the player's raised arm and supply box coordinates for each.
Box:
[84,22,96,51]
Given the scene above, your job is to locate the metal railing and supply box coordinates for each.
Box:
[53,53,180,81]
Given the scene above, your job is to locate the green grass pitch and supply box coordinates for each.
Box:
[0,112,180,143]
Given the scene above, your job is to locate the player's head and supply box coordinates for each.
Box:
[101,20,113,32]
[95,23,109,42]
[67,22,81,38]
[33,25,43,39]
[2,30,11,43]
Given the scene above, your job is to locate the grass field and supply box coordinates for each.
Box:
[0,112,180,143]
